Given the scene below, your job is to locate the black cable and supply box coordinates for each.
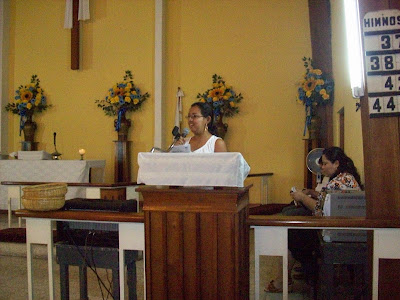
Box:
[87,232,107,300]
[63,227,115,299]
[88,232,113,300]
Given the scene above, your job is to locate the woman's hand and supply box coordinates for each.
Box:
[290,191,317,211]
[174,137,185,146]
[291,191,305,203]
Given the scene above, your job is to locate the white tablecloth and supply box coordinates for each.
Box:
[0,160,105,210]
[137,152,250,187]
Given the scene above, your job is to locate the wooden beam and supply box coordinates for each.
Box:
[308,0,333,147]
[71,0,79,70]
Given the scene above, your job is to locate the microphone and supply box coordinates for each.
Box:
[181,128,189,138]
[167,127,189,151]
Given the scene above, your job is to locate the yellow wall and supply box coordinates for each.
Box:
[8,0,155,183]
[6,0,363,204]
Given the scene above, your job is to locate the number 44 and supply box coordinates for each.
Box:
[370,97,398,113]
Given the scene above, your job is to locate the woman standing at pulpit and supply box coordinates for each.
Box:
[175,102,227,153]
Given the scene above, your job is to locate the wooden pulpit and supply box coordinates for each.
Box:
[137,185,251,300]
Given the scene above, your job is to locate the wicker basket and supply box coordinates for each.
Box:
[22,183,68,211]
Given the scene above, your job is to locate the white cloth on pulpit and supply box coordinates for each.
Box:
[137,152,250,187]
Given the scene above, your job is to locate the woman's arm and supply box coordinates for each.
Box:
[214,139,228,152]
[291,191,317,211]
[302,189,320,199]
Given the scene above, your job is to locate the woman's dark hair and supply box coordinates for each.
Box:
[319,146,363,188]
[191,102,217,135]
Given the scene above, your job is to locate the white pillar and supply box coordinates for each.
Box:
[154,0,165,149]
[0,0,10,155]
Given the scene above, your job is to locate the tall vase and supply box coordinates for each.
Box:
[23,115,37,143]
[307,115,322,140]
[214,113,228,139]
[114,112,131,141]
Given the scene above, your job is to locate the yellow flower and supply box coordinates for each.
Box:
[133,98,139,105]
[213,97,218,102]
[212,83,219,88]
[27,103,32,109]
[125,96,131,103]
[303,78,317,92]
[229,101,235,107]
[199,98,206,103]
[125,87,131,92]
[208,87,225,99]
[22,99,29,103]
[223,95,229,100]
[312,69,322,75]
[114,87,124,97]
[16,99,21,104]
[131,90,137,95]
[20,90,33,101]
[127,83,132,88]
[36,93,42,100]
[111,96,119,103]
[35,100,40,106]
[316,79,324,86]
[306,90,312,97]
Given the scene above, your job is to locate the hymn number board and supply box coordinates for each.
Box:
[363,10,400,117]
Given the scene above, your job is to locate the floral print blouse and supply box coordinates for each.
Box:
[314,172,361,216]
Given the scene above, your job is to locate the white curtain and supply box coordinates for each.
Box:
[64,0,90,29]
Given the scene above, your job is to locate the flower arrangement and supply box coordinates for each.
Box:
[5,75,51,134]
[95,70,150,131]
[297,57,334,135]
[196,74,243,118]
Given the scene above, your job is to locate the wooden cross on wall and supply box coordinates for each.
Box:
[71,0,80,70]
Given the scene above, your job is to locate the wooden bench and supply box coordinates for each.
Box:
[247,214,400,300]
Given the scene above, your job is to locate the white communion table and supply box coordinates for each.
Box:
[0,160,105,210]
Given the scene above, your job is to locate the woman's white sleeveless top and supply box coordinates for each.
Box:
[186,135,221,153]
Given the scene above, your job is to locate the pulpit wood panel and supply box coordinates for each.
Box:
[139,186,250,300]
[183,213,200,298]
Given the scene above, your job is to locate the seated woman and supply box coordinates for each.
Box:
[266,146,362,293]
[175,102,228,153]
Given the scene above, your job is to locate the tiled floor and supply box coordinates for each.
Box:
[0,213,313,300]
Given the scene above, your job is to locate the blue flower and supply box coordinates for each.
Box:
[41,96,47,105]
[15,96,20,100]
[119,96,125,105]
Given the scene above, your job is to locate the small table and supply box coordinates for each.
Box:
[15,209,145,300]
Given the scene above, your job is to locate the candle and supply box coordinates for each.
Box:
[79,149,86,155]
